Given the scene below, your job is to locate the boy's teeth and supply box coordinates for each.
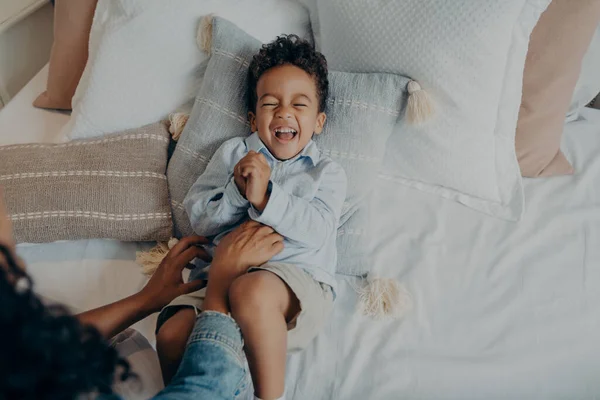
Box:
[275,129,296,140]
[275,128,296,133]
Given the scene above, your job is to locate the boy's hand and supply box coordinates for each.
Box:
[233,160,247,196]
[236,151,271,211]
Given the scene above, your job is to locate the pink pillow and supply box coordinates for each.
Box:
[33,0,97,111]
[516,0,600,177]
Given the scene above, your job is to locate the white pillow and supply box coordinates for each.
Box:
[304,0,551,221]
[568,23,600,121]
[64,0,310,140]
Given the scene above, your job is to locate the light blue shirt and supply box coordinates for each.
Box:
[183,132,347,289]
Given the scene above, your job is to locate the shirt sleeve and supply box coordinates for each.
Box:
[152,312,247,400]
[184,140,249,237]
[248,161,347,249]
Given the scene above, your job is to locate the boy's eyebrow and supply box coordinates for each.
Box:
[259,93,274,101]
[295,94,312,103]
[258,93,313,102]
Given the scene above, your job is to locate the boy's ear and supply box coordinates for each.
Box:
[314,112,326,135]
[248,112,257,132]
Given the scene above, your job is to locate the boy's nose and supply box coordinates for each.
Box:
[275,106,293,119]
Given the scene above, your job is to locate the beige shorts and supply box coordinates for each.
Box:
[157,262,333,353]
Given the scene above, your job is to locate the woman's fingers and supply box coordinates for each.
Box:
[173,246,212,270]
[271,240,285,254]
[253,224,276,238]
[213,221,283,270]
[180,279,206,295]
[167,235,210,258]
[238,219,265,231]
[194,246,213,262]
[268,232,284,244]
[240,222,281,243]
[254,228,284,258]
[252,225,282,243]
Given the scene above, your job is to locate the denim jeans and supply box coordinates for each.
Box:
[101,311,250,400]
[154,311,250,399]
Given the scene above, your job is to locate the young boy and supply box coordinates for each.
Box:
[156,35,347,400]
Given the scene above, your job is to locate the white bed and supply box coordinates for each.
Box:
[1,65,600,399]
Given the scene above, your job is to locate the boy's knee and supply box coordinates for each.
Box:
[229,272,282,319]
[156,307,196,352]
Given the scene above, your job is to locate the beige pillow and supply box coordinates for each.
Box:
[0,123,172,243]
[516,0,600,177]
[33,0,98,111]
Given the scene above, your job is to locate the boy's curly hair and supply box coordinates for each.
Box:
[247,34,329,113]
[0,244,131,399]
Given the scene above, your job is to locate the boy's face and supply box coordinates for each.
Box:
[249,64,326,161]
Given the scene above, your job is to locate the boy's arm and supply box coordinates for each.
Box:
[184,141,249,237]
[248,162,347,248]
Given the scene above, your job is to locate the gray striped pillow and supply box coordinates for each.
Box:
[0,122,172,243]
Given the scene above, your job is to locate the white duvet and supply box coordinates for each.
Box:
[285,110,600,399]
[2,67,600,399]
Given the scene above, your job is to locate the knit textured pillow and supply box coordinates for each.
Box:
[1,123,172,243]
[167,17,417,276]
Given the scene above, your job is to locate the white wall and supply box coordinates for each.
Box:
[0,2,54,109]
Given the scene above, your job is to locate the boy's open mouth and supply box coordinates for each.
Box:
[274,127,297,142]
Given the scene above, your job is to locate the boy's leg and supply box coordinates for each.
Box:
[156,307,197,385]
[229,270,300,400]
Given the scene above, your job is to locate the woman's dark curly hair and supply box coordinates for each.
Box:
[0,244,130,399]
[247,34,329,114]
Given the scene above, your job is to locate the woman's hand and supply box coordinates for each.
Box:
[204,221,284,314]
[139,235,212,314]
[213,220,283,272]
[78,235,212,339]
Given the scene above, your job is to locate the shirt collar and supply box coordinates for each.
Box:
[245,132,321,165]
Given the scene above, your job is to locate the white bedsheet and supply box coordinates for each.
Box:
[286,111,600,399]
[0,65,70,144]
[2,67,600,399]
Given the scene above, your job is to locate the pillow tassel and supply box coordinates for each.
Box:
[136,238,179,276]
[168,113,190,141]
[197,15,214,53]
[357,276,412,320]
[406,80,434,125]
